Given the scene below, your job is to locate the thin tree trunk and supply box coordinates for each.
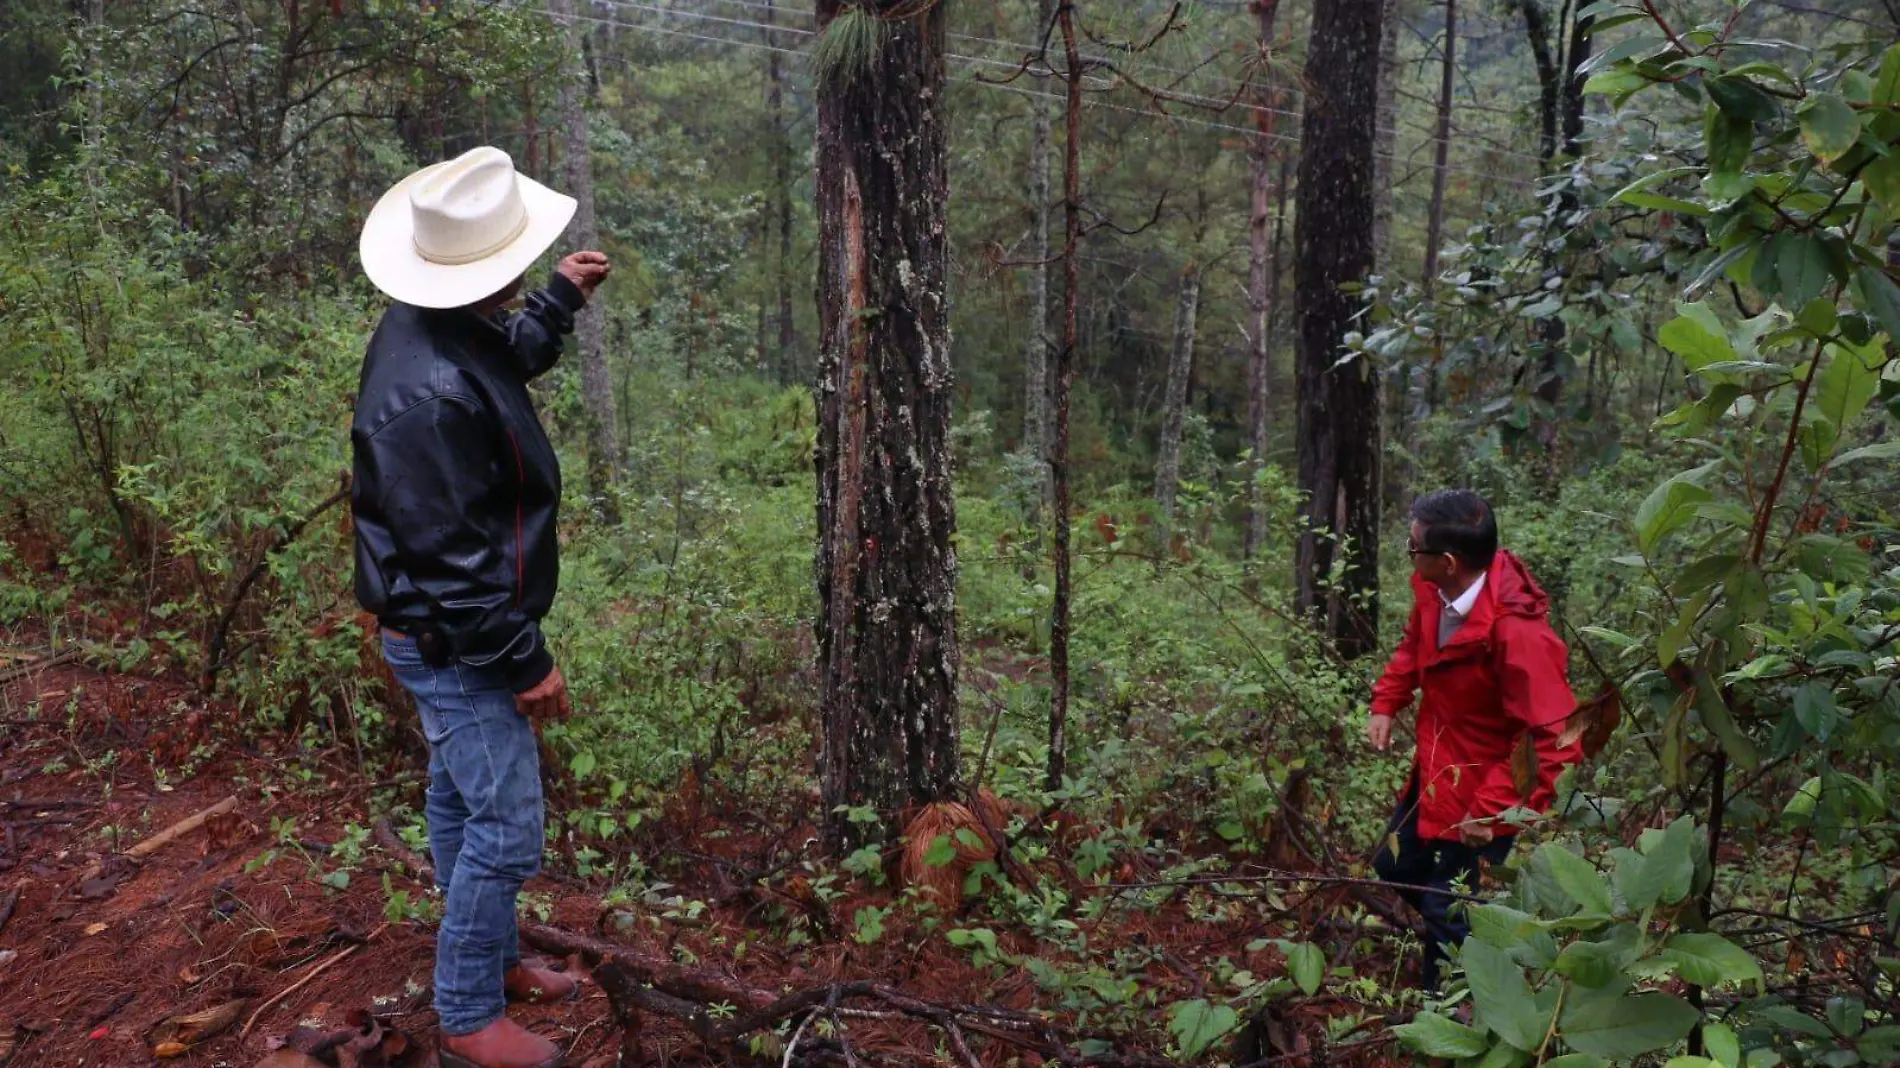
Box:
[1370,0,1402,270]
[1520,0,1560,167]
[1422,0,1456,292]
[1295,0,1385,660]
[814,0,960,851]
[1047,0,1083,795]
[552,0,619,505]
[1242,0,1284,580]
[1415,0,1457,449]
[1154,262,1201,539]
[1023,0,1055,493]
[766,0,797,381]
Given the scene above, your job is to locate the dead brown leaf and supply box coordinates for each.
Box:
[1558,684,1623,759]
[1510,730,1537,801]
[146,998,246,1055]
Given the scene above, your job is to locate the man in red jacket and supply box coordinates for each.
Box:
[1368,489,1580,988]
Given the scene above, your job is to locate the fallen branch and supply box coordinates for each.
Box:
[75,795,238,886]
[0,648,80,687]
[239,922,389,1037]
[373,818,434,886]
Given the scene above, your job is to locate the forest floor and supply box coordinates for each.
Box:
[0,637,1414,1068]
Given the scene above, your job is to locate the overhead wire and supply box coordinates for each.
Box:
[536,5,1545,189]
[574,0,1553,167]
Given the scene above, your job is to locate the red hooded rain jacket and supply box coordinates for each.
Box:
[1370,550,1582,841]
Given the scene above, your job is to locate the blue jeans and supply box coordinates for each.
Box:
[383,634,545,1036]
[1373,778,1512,990]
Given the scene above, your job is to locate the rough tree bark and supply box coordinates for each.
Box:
[1046,0,1083,794]
[551,0,619,504]
[1295,0,1385,660]
[766,0,797,381]
[1023,0,1056,490]
[814,0,961,850]
[1153,261,1201,538]
[1370,0,1402,269]
[1242,0,1285,579]
[1410,0,1457,489]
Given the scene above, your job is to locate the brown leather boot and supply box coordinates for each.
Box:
[438,1017,563,1068]
[504,961,579,1004]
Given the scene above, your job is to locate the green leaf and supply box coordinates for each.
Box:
[1619,191,1712,215]
[1835,440,1900,467]
[1555,939,1627,988]
[1798,93,1862,164]
[922,834,957,868]
[1706,109,1753,178]
[1644,816,1699,906]
[1585,68,1651,99]
[1538,843,1614,916]
[1463,939,1552,1052]
[1612,846,1665,911]
[1865,156,1900,215]
[1560,992,1701,1059]
[570,750,597,778]
[1663,933,1766,992]
[1776,235,1832,310]
[1166,999,1238,1059]
[1707,75,1780,122]
[1808,339,1885,462]
[1706,1023,1743,1068]
[1659,311,1737,370]
[1545,1056,1610,1068]
[1856,1025,1900,1066]
[1285,941,1324,996]
[1794,680,1840,741]
[1636,464,1717,553]
[1873,44,1900,106]
[1852,267,1900,342]
[1395,1013,1492,1059]
[1694,663,1761,771]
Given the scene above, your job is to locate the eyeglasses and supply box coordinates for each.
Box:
[1406,539,1447,559]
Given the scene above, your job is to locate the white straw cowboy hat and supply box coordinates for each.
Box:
[360,146,577,309]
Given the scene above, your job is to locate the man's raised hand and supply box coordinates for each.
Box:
[557,251,612,301]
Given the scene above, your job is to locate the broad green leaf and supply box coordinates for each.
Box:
[1707,75,1779,122]
[1644,816,1699,906]
[1705,1022,1742,1068]
[922,834,957,868]
[1798,93,1861,164]
[1635,464,1717,552]
[1561,992,1701,1059]
[1835,440,1900,467]
[1166,999,1238,1058]
[1666,1059,1722,1068]
[1545,1057,1609,1068]
[1794,680,1839,741]
[1796,297,1838,337]
[1285,940,1324,995]
[1579,34,1667,76]
[1694,663,1761,771]
[1705,109,1752,178]
[1807,339,1885,462]
[1619,191,1711,215]
[1395,1012,1491,1059]
[1586,68,1651,99]
[1538,843,1614,916]
[1663,933,1765,992]
[1853,266,1900,342]
[1776,235,1832,310]
[1857,1025,1900,1065]
[1659,312,1736,370]
[1860,155,1900,215]
[1874,43,1900,106]
[1470,903,1549,948]
[1463,939,1552,1052]
[1554,939,1626,988]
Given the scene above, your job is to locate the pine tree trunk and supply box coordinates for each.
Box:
[766,0,797,382]
[1242,0,1284,579]
[1412,0,1457,483]
[1153,263,1201,539]
[1370,0,1402,269]
[1046,0,1084,795]
[552,0,619,505]
[1023,0,1055,493]
[814,0,961,851]
[1295,0,1385,660]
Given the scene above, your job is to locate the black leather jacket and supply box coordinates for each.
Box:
[351,274,585,693]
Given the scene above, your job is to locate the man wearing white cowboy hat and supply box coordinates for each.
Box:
[351,145,609,1068]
